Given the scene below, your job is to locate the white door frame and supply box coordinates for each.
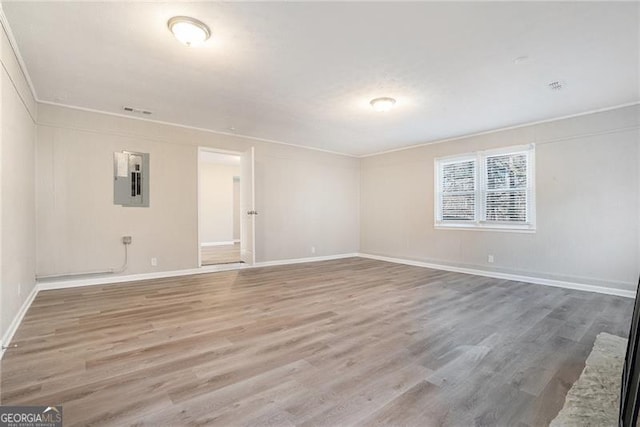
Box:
[196,146,245,268]
[239,147,256,265]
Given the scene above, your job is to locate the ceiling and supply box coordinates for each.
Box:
[3,1,639,156]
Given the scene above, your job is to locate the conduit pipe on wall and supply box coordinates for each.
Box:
[35,238,130,280]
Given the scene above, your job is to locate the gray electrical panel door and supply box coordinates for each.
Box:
[114,151,150,207]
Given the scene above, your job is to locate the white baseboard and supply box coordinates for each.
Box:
[255,253,359,268]
[201,241,237,247]
[1,285,38,359]
[37,264,246,291]
[358,253,636,299]
[37,253,360,291]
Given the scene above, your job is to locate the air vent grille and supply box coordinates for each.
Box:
[548,81,563,91]
[123,106,152,115]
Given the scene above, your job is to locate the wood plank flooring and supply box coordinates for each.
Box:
[0,258,633,426]
[201,243,241,265]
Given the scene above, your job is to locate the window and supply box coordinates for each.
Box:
[435,145,535,231]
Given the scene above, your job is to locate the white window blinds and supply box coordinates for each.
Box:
[484,152,528,223]
[435,145,535,231]
[440,160,476,221]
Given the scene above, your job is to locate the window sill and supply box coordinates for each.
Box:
[434,223,536,233]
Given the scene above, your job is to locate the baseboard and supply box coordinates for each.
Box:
[358,253,636,299]
[254,253,360,268]
[201,241,237,247]
[1,285,38,359]
[37,264,246,291]
[37,253,360,291]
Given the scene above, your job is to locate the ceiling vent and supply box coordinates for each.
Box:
[548,81,564,91]
[123,106,152,115]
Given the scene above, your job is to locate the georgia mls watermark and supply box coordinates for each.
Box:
[0,406,62,427]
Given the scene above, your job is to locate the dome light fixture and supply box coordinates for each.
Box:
[168,16,211,47]
[370,97,396,112]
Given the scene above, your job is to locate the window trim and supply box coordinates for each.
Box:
[434,144,536,232]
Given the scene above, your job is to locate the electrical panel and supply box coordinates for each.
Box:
[114,151,149,207]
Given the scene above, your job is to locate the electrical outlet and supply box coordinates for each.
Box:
[488,255,494,263]
[151,257,158,267]
[122,236,132,245]
[311,246,316,255]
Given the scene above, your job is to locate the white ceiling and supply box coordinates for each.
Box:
[3,1,639,156]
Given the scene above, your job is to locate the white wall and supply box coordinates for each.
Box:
[35,103,360,276]
[36,122,198,275]
[0,19,36,343]
[199,162,239,244]
[361,105,640,292]
[30,102,640,292]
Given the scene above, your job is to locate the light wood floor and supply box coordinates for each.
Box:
[0,258,633,426]
[201,243,241,265]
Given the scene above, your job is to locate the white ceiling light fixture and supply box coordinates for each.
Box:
[370,97,396,112]
[168,16,211,47]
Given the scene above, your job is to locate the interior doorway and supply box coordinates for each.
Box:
[198,150,242,265]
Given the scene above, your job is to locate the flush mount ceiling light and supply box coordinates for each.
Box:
[370,97,396,112]
[167,16,211,47]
